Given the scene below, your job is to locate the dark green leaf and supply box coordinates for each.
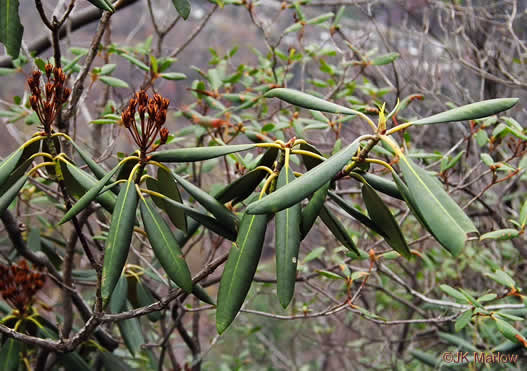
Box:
[361,173,402,200]
[455,310,473,332]
[0,338,21,371]
[0,0,24,58]
[319,205,359,255]
[394,153,477,256]
[0,147,24,188]
[328,191,386,237]
[192,284,215,305]
[136,280,162,322]
[216,212,268,334]
[172,172,239,234]
[118,302,145,356]
[140,198,192,292]
[102,179,138,304]
[301,182,329,238]
[0,175,27,215]
[247,139,360,214]
[275,163,302,308]
[150,144,255,162]
[361,180,411,259]
[109,275,128,314]
[216,147,278,205]
[59,163,122,225]
[146,168,187,232]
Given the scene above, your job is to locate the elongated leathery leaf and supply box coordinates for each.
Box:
[140,198,192,292]
[117,302,145,356]
[192,284,215,305]
[102,179,138,304]
[70,140,107,180]
[247,139,360,214]
[265,88,358,115]
[109,275,128,314]
[136,280,162,322]
[396,152,477,256]
[63,162,116,213]
[361,172,402,200]
[216,212,268,334]
[150,144,255,162]
[411,98,518,125]
[328,191,386,238]
[301,182,330,238]
[319,205,359,255]
[0,338,21,371]
[59,162,122,225]
[155,194,236,241]
[172,172,239,233]
[275,164,302,308]
[216,147,278,205]
[0,0,24,59]
[361,180,411,259]
[0,147,23,188]
[146,169,187,232]
[0,175,27,215]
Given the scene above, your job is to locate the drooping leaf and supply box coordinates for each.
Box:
[153,194,236,241]
[216,212,268,334]
[140,198,192,292]
[361,180,411,259]
[275,163,302,308]
[394,152,477,256]
[136,280,162,322]
[70,140,107,180]
[328,191,386,237]
[0,174,27,215]
[172,172,239,234]
[0,338,21,371]
[301,182,330,238]
[216,147,278,205]
[109,274,129,314]
[117,301,145,356]
[265,88,358,115]
[59,163,122,225]
[192,284,215,305]
[102,179,138,304]
[0,0,24,58]
[61,161,116,213]
[439,284,470,303]
[319,205,359,255]
[361,172,403,200]
[172,0,191,20]
[485,270,516,289]
[411,98,519,125]
[0,147,24,189]
[299,142,325,170]
[409,349,440,368]
[150,144,255,162]
[247,139,360,214]
[146,168,187,232]
[99,352,130,371]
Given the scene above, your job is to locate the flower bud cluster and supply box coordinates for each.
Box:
[27,64,70,134]
[121,90,170,155]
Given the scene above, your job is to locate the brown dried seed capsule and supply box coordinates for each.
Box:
[45,64,53,78]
